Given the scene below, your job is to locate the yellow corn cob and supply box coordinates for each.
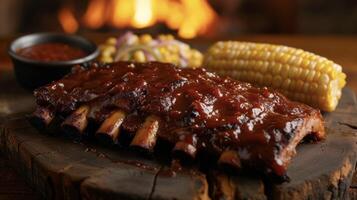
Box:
[203,41,346,112]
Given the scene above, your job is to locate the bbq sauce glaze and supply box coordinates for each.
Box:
[17,43,87,62]
[34,62,323,177]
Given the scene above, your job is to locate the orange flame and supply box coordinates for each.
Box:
[58,8,78,33]
[132,0,155,28]
[83,0,107,29]
[178,0,216,38]
[61,0,217,38]
[108,0,134,27]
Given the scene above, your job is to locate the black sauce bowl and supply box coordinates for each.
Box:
[8,33,99,90]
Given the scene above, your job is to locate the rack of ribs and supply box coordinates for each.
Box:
[32,61,325,179]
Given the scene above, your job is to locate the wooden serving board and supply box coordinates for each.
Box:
[0,75,356,199]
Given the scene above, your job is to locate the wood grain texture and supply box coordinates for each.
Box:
[0,72,34,116]
[0,118,210,200]
[273,130,356,199]
[151,168,210,200]
[208,171,266,200]
[0,153,39,200]
[272,88,357,199]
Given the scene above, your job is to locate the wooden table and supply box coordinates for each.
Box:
[0,35,356,199]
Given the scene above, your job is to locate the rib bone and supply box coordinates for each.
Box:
[172,134,197,160]
[218,150,241,169]
[31,106,54,127]
[96,110,126,144]
[61,105,89,135]
[130,115,160,151]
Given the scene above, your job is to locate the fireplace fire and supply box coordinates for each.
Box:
[58,0,217,39]
[58,7,79,34]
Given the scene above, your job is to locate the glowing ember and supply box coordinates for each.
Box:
[58,8,79,34]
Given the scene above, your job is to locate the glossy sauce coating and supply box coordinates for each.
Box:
[17,43,87,62]
[34,62,322,176]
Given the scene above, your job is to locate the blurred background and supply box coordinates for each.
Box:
[1,0,357,39]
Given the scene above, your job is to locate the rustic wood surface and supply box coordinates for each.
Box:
[0,35,357,199]
[0,153,39,200]
[0,87,356,199]
[1,116,211,200]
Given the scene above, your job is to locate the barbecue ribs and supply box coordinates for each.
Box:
[32,61,325,178]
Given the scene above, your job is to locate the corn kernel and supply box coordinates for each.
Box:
[296,80,304,91]
[192,50,203,59]
[260,62,268,73]
[101,45,116,57]
[133,50,146,62]
[295,57,303,67]
[281,64,290,78]
[140,34,152,44]
[158,34,166,40]
[289,56,298,66]
[313,72,321,82]
[256,73,263,85]
[100,56,113,63]
[301,59,310,68]
[272,63,282,74]
[251,60,258,71]
[295,67,302,78]
[121,54,130,60]
[319,74,330,85]
[106,37,117,45]
[273,75,282,87]
[310,83,318,93]
[301,69,309,80]
[166,34,174,40]
[302,83,309,93]
[282,79,291,90]
[265,74,273,86]
[281,54,291,63]
[308,61,317,69]
[293,49,304,56]
[306,70,315,82]
[318,84,328,95]
[251,50,258,59]
[261,51,270,60]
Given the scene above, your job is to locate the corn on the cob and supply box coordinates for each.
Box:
[99,32,203,68]
[203,41,346,112]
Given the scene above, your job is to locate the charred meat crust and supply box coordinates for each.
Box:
[32,61,325,178]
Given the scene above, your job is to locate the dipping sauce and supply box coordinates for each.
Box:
[16,43,87,62]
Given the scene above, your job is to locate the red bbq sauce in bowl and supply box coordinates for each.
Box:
[8,33,99,90]
[16,43,87,62]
